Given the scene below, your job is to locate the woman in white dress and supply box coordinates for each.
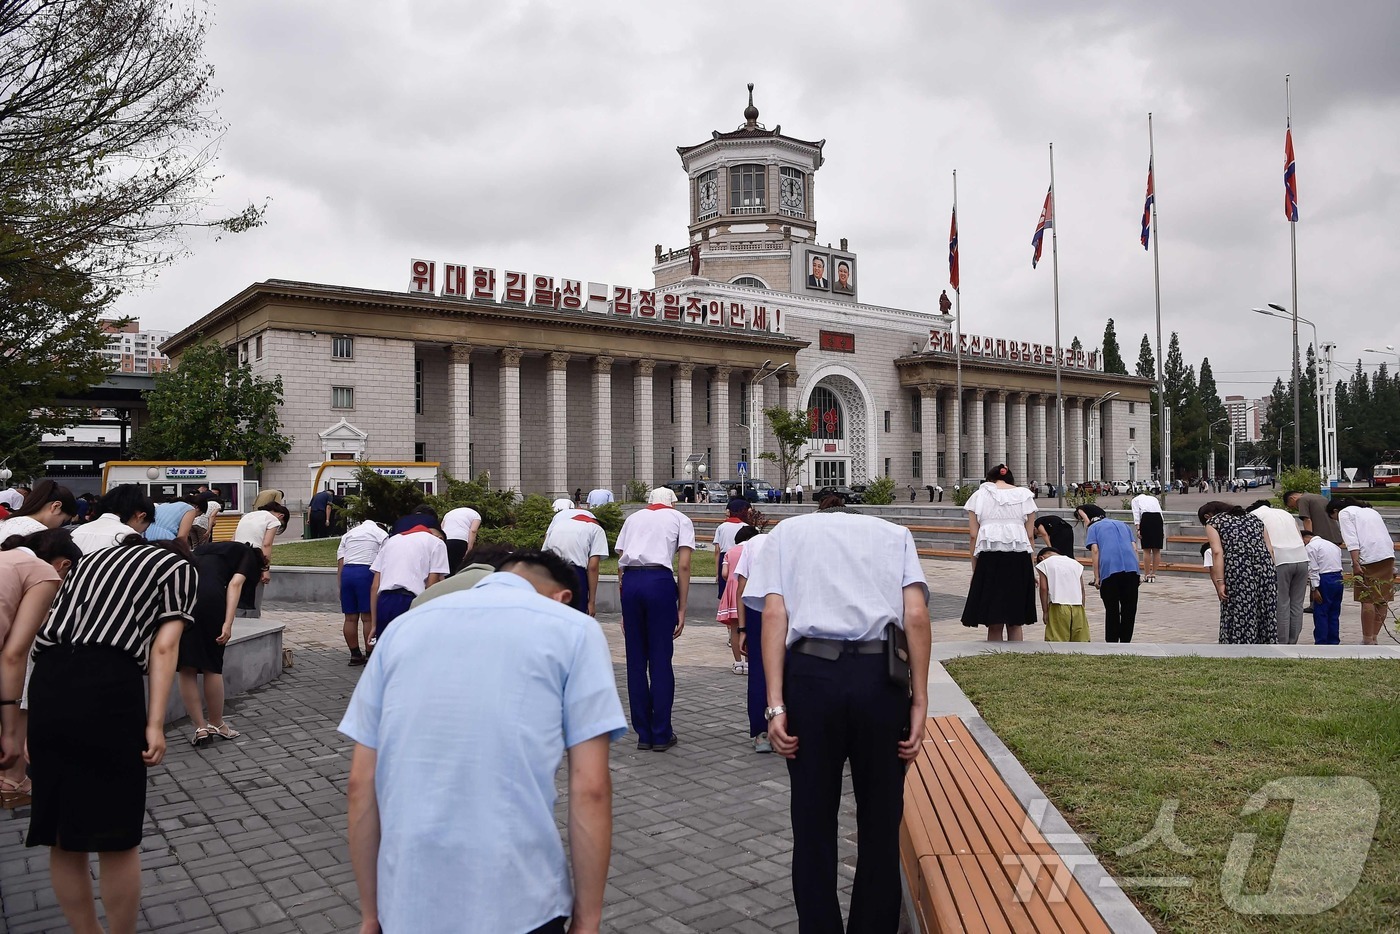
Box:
[961,464,1038,641]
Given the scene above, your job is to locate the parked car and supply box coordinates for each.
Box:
[1111,480,1131,495]
[814,485,862,504]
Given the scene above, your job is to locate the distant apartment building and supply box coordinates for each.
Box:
[1224,394,1263,443]
[100,319,172,374]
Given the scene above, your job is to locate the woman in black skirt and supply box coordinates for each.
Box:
[961,464,1039,641]
[0,535,196,934]
[179,542,263,746]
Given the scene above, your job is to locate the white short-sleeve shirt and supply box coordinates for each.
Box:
[712,517,747,554]
[745,511,927,646]
[69,514,139,555]
[1036,554,1085,606]
[370,532,450,595]
[234,510,283,549]
[965,484,1036,554]
[543,517,609,568]
[441,507,482,543]
[615,506,696,566]
[1304,536,1343,586]
[1250,506,1308,566]
[733,533,770,612]
[338,521,388,566]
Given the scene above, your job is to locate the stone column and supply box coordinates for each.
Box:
[967,389,985,479]
[674,363,694,477]
[1008,392,1029,483]
[985,391,1006,470]
[778,369,800,411]
[944,388,961,484]
[545,352,570,498]
[446,343,472,479]
[711,366,731,485]
[634,360,655,487]
[498,348,523,492]
[919,384,938,487]
[1029,395,1048,487]
[593,356,613,491]
[1065,398,1084,484]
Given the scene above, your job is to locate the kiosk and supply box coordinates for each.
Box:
[101,461,259,513]
[309,461,441,499]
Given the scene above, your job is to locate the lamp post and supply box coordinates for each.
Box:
[1259,302,1301,468]
[1254,306,1325,479]
[746,360,789,489]
[1362,344,1400,367]
[1084,390,1119,484]
[1208,417,1229,482]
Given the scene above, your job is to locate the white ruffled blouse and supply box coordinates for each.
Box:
[965,483,1037,554]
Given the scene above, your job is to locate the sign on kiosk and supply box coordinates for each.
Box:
[409,258,786,335]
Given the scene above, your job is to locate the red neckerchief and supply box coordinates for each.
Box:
[400,525,433,535]
[572,514,600,525]
[645,503,673,511]
[723,516,746,523]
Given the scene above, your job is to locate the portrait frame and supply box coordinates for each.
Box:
[831,256,855,295]
[805,250,831,291]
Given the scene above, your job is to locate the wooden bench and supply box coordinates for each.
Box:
[902,716,1112,933]
[209,514,241,543]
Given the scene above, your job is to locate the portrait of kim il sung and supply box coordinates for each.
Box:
[806,251,830,290]
[832,258,855,294]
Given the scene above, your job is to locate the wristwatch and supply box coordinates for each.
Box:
[764,705,786,721]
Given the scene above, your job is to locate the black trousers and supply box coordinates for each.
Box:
[1100,571,1140,642]
[784,650,908,934]
[445,538,468,576]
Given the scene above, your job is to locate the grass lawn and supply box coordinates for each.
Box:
[944,654,1399,933]
[272,537,720,577]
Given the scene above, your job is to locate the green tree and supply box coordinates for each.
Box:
[759,407,812,492]
[1135,334,1156,380]
[425,472,517,529]
[1070,335,1083,355]
[133,339,292,470]
[340,465,426,527]
[1101,319,1128,375]
[860,475,895,505]
[1197,358,1226,475]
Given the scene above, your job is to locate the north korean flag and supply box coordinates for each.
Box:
[1141,158,1154,250]
[949,207,960,291]
[1031,187,1053,268]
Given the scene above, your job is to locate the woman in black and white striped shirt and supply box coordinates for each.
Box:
[1,535,196,934]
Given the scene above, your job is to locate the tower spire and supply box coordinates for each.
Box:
[743,82,759,129]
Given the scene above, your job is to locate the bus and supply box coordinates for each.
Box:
[1374,462,1400,487]
[1234,466,1271,489]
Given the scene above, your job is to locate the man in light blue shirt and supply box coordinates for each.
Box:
[340,550,628,934]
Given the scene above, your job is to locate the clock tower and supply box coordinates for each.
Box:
[655,85,846,297]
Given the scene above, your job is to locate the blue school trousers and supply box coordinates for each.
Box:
[620,567,678,745]
[1313,571,1342,645]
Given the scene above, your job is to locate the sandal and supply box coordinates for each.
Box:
[191,726,214,747]
[0,776,32,809]
[210,721,240,740]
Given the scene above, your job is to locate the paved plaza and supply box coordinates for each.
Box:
[1,561,1392,932]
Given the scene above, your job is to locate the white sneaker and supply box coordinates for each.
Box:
[754,733,772,753]
[739,660,749,674]
[732,661,745,675]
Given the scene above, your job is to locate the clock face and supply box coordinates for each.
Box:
[780,174,804,210]
[698,177,718,213]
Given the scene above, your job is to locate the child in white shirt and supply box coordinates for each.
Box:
[1035,547,1089,642]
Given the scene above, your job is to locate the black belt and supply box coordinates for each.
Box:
[622,563,671,571]
[791,636,887,660]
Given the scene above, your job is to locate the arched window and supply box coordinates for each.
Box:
[729,275,768,289]
[808,386,844,440]
[729,163,766,213]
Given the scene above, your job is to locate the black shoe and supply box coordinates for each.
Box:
[652,735,679,752]
[636,740,653,751]
[349,654,367,666]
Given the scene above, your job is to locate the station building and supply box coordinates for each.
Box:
[162,90,1152,502]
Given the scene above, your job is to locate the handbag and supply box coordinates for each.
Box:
[885,622,910,693]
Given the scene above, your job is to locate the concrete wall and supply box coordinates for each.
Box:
[153,618,284,724]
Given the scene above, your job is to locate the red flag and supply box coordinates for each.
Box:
[1031,187,1053,268]
[1140,158,1154,250]
[1284,126,1298,222]
[948,207,960,291]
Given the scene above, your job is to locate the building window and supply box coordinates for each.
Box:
[332,386,354,410]
[469,441,474,477]
[1128,402,1136,414]
[739,382,748,420]
[705,380,712,425]
[937,452,946,478]
[884,410,891,433]
[1129,427,1136,440]
[696,169,719,221]
[414,359,424,415]
[730,275,768,289]
[669,380,675,423]
[333,336,354,359]
[884,457,891,477]
[912,451,923,479]
[414,442,426,462]
[911,391,922,432]
[670,446,675,478]
[239,341,249,364]
[254,335,263,360]
[960,452,968,478]
[809,386,843,440]
[729,163,766,214]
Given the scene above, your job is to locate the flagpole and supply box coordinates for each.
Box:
[1287,74,1301,469]
[1149,113,1169,502]
[953,169,963,490]
[1050,143,1065,508]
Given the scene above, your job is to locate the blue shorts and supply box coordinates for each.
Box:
[340,564,374,615]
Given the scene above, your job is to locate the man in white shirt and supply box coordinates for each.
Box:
[369,527,449,644]
[585,488,614,508]
[543,509,609,616]
[746,492,930,933]
[1301,530,1344,645]
[614,487,696,751]
[338,520,389,665]
[440,506,482,575]
[1250,500,1310,644]
[793,483,804,505]
[1328,497,1395,644]
[712,497,751,599]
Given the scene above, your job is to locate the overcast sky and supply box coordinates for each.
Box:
[119,0,1400,401]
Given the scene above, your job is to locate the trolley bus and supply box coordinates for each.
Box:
[1374,461,1400,486]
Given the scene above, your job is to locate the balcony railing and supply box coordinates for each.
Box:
[730,204,766,215]
[780,207,807,219]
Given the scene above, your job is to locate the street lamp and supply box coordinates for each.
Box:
[1259,302,1302,469]
[1208,417,1230,482]
[744,360,789,489]
[1362,344,1400,367]
[1254,306,1326,479]
[1084,390,1119,484]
